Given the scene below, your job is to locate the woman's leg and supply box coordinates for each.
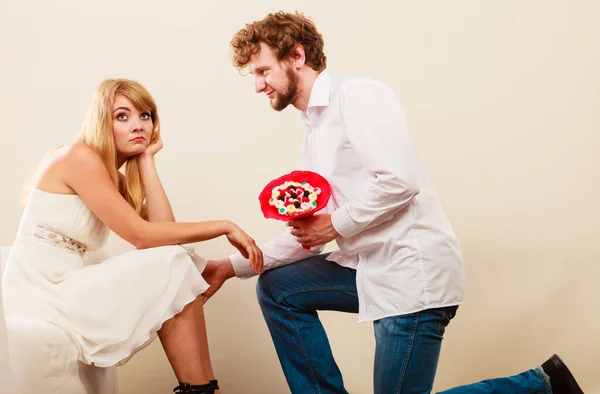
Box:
[194,298,217,382]
[158,298,216,390]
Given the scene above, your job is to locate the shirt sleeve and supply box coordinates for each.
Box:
[229,228,326,279]
[331,81,420,238]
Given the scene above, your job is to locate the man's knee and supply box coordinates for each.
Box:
[256,270,278,307]
[256,264,298,308]
[256,254,332,308]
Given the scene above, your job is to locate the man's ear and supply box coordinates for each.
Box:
[291,43,306,68]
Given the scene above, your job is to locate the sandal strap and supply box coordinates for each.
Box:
[173,382,215,393]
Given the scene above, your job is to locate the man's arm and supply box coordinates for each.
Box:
[330,81,420,239]
[201,229,325,302]
[230,228,325,278]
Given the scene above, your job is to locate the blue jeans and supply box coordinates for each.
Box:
[256,254,552,394]
[439,368,551,393]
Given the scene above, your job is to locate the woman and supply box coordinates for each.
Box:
[1,79,263,394]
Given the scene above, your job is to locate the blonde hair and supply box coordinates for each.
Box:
[23,79,160,219]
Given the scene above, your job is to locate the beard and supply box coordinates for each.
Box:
[271,67,299,112]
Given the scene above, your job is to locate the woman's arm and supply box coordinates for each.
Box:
[56,143,263,273]
[137,137,175,222]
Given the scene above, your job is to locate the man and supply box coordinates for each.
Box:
[202,11,583,394]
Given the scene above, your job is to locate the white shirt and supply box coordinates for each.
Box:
[230,71,465,322]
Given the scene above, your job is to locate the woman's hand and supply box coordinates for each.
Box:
[141,135,163,158]
[225,222,263,274]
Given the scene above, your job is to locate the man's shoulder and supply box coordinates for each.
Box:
[332,75,395,96]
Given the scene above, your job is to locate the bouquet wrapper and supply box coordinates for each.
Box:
[259,170,332,249]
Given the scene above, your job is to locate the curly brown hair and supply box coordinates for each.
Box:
[231,11,327,72]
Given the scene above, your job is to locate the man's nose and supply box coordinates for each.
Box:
[255,76,266,93]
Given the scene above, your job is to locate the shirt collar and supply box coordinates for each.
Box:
[301,70,332,125]
[307,70,331,108]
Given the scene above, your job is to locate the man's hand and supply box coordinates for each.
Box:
[200,258,236,304]
[287,214,340,246]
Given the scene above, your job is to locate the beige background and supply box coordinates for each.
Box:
[1,0,599,393]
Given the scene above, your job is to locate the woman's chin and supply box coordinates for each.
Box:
[120,148,146,159]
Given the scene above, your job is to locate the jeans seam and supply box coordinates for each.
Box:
[276,286,356,304]
[395,313,420,394]
[437,309,446,336]
[283,305,322,394]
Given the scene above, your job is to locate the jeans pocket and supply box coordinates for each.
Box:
[437,305,458,336]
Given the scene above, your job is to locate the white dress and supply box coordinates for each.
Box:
[1,188,210,367]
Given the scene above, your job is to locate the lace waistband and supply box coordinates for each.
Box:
[34,225,87,256]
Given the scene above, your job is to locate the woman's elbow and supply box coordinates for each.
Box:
[127,225,156,249]
[128,234,149,249]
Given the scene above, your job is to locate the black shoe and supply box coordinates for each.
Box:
[173,382,216,394]
[541,354,584,394]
